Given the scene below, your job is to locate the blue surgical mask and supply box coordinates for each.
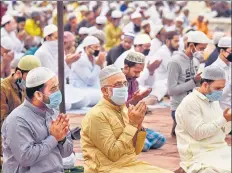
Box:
[111,87,128,106]
[205,90,223,102]
[45,90,62,109]
[17,79,26,90]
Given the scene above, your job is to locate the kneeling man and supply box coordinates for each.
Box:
[175,66,231,173]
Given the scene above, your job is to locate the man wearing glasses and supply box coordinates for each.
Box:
[80,65,171,173]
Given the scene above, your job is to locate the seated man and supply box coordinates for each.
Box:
[175,66,231,173]
[69,36,105,109]
[2,67,73,172]
[123,52,166,152]
[81,65,172,173]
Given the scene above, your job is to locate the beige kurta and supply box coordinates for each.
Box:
[176,89,231,173]
[81,99,172,173]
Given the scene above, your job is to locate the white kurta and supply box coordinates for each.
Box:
[1,28,24,59]
[211,57,231,110]
[175,89,231,173]
[114,49,134,69]
[34,40,70,78]
[148,38,162,57]
[69,51,102,107]
[138,45,172,101]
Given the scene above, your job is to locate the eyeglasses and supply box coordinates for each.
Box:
[105,81,128,88]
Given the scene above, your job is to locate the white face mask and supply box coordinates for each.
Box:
[110,87,128,106]
[192,46,204,62]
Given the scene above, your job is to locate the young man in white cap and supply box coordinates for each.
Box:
[106,32,135,65]
[35,24,80,77]
[114,33,151,69]
[69,36,105,108]
[141,20,151,37]
[1,67,73,172]
[104,10,123,51]
[81,65,172,173]
[1,14,25,57]
[205,31,225,67]
[175,66,231,173]
[138,31,180,104]
[167,31,212,136]
[123,11,142,35]
[1,37,14,78]
[210,37,231,110]
[148,25,166,56]
[77,26,89,46]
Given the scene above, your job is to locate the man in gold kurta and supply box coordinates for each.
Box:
[81,65,172,173]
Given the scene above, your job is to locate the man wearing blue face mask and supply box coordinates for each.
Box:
[175,65,231,173]
[80,65,172,173]
[1,67,73,172]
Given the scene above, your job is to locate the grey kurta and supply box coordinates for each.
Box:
[1,99,73,173]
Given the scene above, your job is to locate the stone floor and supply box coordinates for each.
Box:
[68,108,232,172]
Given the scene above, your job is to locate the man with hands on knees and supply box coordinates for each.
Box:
[81,65,172,173]
[1,67,73,173]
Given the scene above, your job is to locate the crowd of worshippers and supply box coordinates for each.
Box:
[0,1,232,173]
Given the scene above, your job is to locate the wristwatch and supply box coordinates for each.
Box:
[58,137,66,145]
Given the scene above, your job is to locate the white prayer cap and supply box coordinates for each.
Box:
[78,5,88,12]
[96,16,107,24]
[138,1,148,8]
[134,34,151,45]
[68,13,76,20]
[152,25,164,37]
[111,10,122,18]
[186,31,212,44]
[131,12,142,19]
[26,67,56,88]
[218,37,231,48]
[212,32,225,45]
[1,37,13,50]
[203,65,225,80]
[82,36,100,47]
[1,15,14,25]
[90,30,106,43]
[141,20,150,27]
[43,24,58,38]
[79,27,89,35]
[122,32,135,40]
[110,2,119,10]
[125,51,145,64]
[99,65,122,83]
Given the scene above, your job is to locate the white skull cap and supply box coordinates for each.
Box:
[111,10,122,18]
[186,31,212,44]
[96,16,107,24]
[26,67,56,88]
[218,36,231,48]
[43,24,58,38]
[212,32,225,45]
[1,15,14,25]
[203,65,226,80]
[82,36,100,47]
[131,12,142,19]
[99,65,122,82]
[134,34,151,45]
